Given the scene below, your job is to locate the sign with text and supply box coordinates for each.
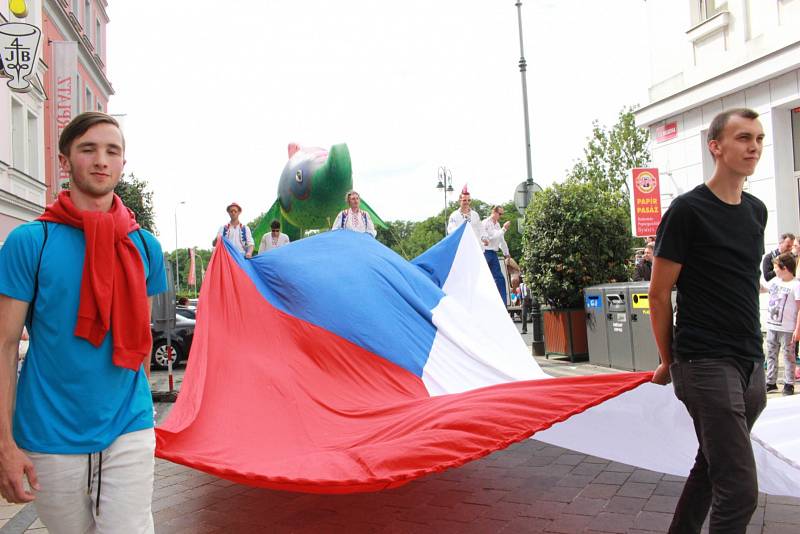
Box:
[53,41,78,193]
[0,22,41,92]
[629,168,662,237]
[655,122,677,142]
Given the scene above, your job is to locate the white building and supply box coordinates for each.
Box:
[0,2,48,246]
[635,0,800,250]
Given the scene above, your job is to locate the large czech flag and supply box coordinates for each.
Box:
[155,224,800,496]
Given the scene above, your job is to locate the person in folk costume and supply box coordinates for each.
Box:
[215,202,254,258]
[258,220,291,254]
[332,191,376,237]
[447,185,484,244]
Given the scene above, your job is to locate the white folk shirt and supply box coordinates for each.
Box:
[258,232,290,254]
[481,217,509,256]
[447,209,482,241]
[332,209,377,237]
[217,223,254,253]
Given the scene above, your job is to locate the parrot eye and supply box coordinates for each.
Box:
[295,170,303,183]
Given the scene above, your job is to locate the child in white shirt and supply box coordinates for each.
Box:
[765,252,800,395]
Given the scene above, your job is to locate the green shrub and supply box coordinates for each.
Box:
[522,180,633,309]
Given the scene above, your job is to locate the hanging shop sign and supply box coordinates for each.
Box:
[0,0,41,93]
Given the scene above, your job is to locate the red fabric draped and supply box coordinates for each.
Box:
[39,191,150,371]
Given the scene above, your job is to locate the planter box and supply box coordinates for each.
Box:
[543,307,588,362]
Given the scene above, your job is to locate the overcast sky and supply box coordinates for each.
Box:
[106,0,650,251]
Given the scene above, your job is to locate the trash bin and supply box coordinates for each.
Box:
[584,284,610,367]
[627,282,660,371]
[604,284,635,371]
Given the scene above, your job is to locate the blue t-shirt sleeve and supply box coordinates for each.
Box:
[0,223,41,303]
[137,230,167,297]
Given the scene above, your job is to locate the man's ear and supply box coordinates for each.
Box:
[708,140,721,159]
[58,153,71,174]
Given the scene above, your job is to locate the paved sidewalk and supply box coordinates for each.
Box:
[3,324,799,533]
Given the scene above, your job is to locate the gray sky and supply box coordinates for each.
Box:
[106,0,649,251]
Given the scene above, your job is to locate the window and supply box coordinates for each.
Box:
[72,0,79,16]
[693,0,728,24]
[10,99,40,177]
[97,101,103,112]
[792,108,800,172]
[95,19,102,54]
[84,0,91,35]
[76,73,82,112]
[85,87,92,111]
[11,99,25,170]
[27,112,39,178]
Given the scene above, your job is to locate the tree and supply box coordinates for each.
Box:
[522,181,633,309]
[115,173,157,233]
[568,107,650,199]
[166,247,213,299]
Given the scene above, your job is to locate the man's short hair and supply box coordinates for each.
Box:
[270,220,281,230]
[59,111,125,156]
[775,252,797,276]
[645,242,655,251]
[706,108,759,149]
[781,233,796,242]
[345,190,359,203]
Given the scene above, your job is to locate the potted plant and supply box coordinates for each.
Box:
[522,179,633,361]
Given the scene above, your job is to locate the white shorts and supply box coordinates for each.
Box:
[24,428,155,534]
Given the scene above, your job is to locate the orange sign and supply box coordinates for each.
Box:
[631,168,662,237]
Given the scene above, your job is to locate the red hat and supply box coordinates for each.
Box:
[461,184,470,195]
[226,202,242,212]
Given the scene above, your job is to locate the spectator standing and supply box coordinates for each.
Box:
[764,252,799,396]
[762,232,794,281]
[634,242,654,281]
[259,220,291,253]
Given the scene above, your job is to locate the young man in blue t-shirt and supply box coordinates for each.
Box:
[0,112,167,533]
[649,108,767,533]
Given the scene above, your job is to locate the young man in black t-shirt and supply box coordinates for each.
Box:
[649,108,767,533]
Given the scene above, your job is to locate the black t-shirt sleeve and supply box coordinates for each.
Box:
[654,198,692,265]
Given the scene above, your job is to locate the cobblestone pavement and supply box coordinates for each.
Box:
[3,324,799,533]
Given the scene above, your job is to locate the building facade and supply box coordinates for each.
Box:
[635,0,800,250]
[0,1,47,246]
[0,0,112,246]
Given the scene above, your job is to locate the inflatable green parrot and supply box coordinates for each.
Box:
[252,143,386,246]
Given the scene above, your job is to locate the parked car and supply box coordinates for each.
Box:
[176,306,196,320]
[151,314,195,370]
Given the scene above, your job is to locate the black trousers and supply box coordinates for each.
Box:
[668,357,767,534]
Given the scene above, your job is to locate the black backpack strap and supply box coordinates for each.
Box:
[27,221,49,327]
[136,228,151,269]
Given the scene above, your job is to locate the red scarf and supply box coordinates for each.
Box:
[38,191,151,372]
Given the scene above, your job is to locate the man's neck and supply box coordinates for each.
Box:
[70,190,114,212]
[460,207,471,215]
[706,170,746,205]
[229,220,240,227]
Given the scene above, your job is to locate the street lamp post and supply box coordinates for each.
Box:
[514,0,544,355]
[174,201,186,295]
[436,166,454,234]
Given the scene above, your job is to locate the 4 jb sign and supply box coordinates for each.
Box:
[0,0,41,93]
